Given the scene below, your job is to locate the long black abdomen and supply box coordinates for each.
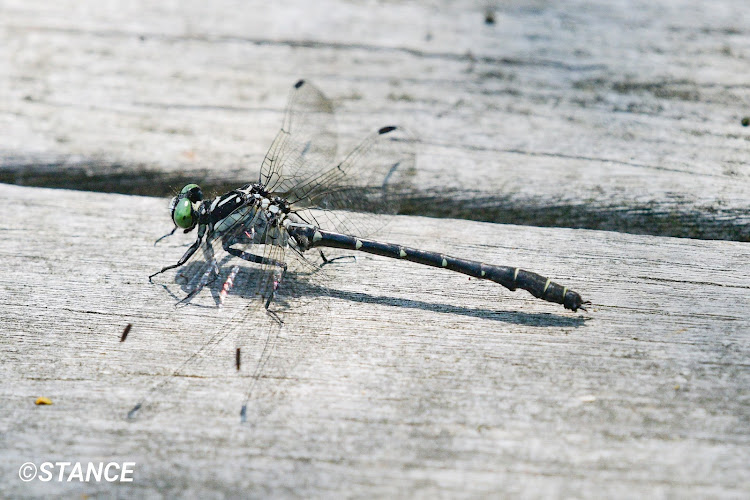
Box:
[291,226,586,311]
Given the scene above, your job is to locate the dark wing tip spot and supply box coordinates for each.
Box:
[378,125,398,135]
[295,79,305,89]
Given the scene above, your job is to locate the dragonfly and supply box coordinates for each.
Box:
[131,80,588,422]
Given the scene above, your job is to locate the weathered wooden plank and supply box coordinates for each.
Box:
[0,183,748,497]
[2,0,749,239]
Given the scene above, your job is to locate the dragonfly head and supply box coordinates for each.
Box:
[170,183,204,232]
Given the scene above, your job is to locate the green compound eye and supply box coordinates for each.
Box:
[180,183,203,202]
[173,198,195,229]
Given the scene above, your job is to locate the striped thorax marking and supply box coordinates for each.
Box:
[217,194,239,208]
[313,230,322,242]
[513,268,520,281]
[543,278,551,294]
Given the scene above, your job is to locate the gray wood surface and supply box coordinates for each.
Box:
[1,183,748,498]
[2,0,750,497]
[2,0,749,239]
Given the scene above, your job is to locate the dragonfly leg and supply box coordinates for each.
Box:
[175,237,220,305]
[266,309,284,325]
[264,263,288,309]
[176,236,218,283]
[153,227,177,246]
[223,240,288,318]
[261,261,288,326]
[148,233,203,282]
[319,250,356,266]
[224,244,286,268]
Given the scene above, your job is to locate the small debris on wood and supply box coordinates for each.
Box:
[121,323,132,342]
[35,397,53,405]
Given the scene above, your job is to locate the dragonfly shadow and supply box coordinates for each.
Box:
[159,261,586,328]
[160,260,326,311]
[325,287,587,328]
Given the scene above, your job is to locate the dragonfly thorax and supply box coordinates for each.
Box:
[204,184,292,239]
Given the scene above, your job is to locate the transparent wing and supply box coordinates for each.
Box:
[133,212,332,421]
[286,125,417,238]
[135,81,410,418]
[130,214,270,418]
[260,79,337,195]
[260,81,416,238]
[234,226,334,422]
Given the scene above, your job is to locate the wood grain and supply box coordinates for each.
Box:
[2,1,749,496]
[0,184,748,497]
[2,0,749,239]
